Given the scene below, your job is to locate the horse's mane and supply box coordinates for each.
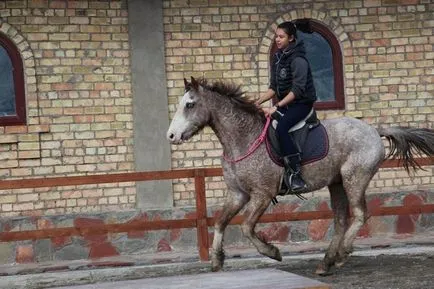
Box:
[197,78,265,117]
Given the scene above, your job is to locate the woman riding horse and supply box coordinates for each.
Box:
[255,20,316,193]
[168,76,434,275]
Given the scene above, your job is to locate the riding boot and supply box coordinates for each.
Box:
[282,153,307,192]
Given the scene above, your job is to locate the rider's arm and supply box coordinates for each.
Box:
[275,91,295,107]
[255,88,275,105]
[289,57,308,101]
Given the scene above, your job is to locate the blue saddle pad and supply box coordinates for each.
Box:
[299,124,329,165]
[266,124,329,166]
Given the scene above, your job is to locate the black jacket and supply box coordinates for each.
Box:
[269,39,316,105]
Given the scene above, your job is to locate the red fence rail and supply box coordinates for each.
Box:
[0,158,432,262]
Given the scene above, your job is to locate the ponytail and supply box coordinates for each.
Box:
[293,18,312,34]
[277,18,313,39]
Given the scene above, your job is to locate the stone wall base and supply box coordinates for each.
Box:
[0,190,432,265]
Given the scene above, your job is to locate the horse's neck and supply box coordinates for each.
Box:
[210,109,264,158]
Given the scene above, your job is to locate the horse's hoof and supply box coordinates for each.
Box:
[211,264,222,272]
[273,252,282,262]
[269,246,282,261]
[335,259,346,268]
[315,263,332,276]
[335,255,349,268]
[211,250,225,272]
[335,249,351,268]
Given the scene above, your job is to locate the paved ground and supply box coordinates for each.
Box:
[0,245,432,289]
[50,250,434,289]
[281,252,434,289]
[50,269,330,289]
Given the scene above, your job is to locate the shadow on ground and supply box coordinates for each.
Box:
[279,254,434,289]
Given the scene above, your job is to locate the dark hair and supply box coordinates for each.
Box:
[277,19,312,38]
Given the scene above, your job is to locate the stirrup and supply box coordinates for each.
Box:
[288,173,307,191]
[279,171,308,200]
[278,182,307,200]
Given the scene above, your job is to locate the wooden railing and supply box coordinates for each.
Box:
[0,158,432,262]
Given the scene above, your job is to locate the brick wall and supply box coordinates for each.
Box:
[0,0,432,215]
[0,0,135,216]
[163,0,433,206]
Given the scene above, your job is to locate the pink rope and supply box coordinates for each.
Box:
[223,116,271,163]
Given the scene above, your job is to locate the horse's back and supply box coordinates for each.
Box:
[321,116,385,168]
[297,117,384,191]
[322,116,382,145]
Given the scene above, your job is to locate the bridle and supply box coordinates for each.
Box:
[222,116,271,163]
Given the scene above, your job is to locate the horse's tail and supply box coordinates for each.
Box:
[377,126,434,173]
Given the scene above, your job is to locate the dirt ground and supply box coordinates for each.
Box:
[2,246,433,289]
[280,254,434,289]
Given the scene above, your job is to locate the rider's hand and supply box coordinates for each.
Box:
[262,106,277,117]
[254,99,262,108]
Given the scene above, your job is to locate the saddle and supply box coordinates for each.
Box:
[267,108,321,159]
[267,108,321,161]
[265,108,329,199]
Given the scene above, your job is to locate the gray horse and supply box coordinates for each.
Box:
[167,77,434,275]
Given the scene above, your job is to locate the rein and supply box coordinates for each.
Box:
[223,116,271,163]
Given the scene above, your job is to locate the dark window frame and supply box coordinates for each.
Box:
[0,33,26,126]
[270,19,345,110]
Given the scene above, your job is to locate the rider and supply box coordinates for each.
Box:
[255,20,317,192]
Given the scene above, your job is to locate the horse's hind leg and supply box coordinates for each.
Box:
[211,190,249,272]
[316,183,350,275]
[335,170,371,267]
[241,194,282,262]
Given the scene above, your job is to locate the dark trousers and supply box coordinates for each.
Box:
[276,103,313,156]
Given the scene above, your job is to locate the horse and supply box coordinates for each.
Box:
[166,76,434,275]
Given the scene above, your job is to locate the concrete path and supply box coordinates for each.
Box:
[50,269,330,289]
[0,243,433,289]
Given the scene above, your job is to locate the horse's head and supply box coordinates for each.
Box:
[167,76,210,144]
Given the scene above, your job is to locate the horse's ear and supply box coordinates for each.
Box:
[191,76,199,90]
[184,78,189,89]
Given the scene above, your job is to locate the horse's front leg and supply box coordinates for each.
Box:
[241,193,282,262]
[211,190,249,272]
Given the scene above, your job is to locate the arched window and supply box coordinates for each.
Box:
[270,19,344,110]
[0,33,26,126]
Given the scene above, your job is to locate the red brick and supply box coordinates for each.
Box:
[170,228,182,242]
[308,219,331,241]
[157,239,172,252]
[358,197,385,238]
[74,217,107,243]
[127,213,149,239]
[271,202,300,214]
[308,201,332,241]
[5,126,28,134]
[52,236,72,248]
[37,218,54,229]
[95,83,114,90]
[396,194,424,234]
[52,83,74,91]
[89,242,119,259]
[16,245,34,263]
[372,39,390,46]
[73,115,94,123]
[258,223,290,243]
[49,1,67,8]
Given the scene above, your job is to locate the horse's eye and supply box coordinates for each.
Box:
[186,102,195,109]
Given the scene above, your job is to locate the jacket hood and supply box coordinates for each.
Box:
[277,39,306,58]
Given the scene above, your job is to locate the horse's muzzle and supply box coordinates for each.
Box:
[167,131,184,144]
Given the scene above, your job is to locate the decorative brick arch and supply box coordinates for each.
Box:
[257,10,353,112]
[0,20,38,125]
